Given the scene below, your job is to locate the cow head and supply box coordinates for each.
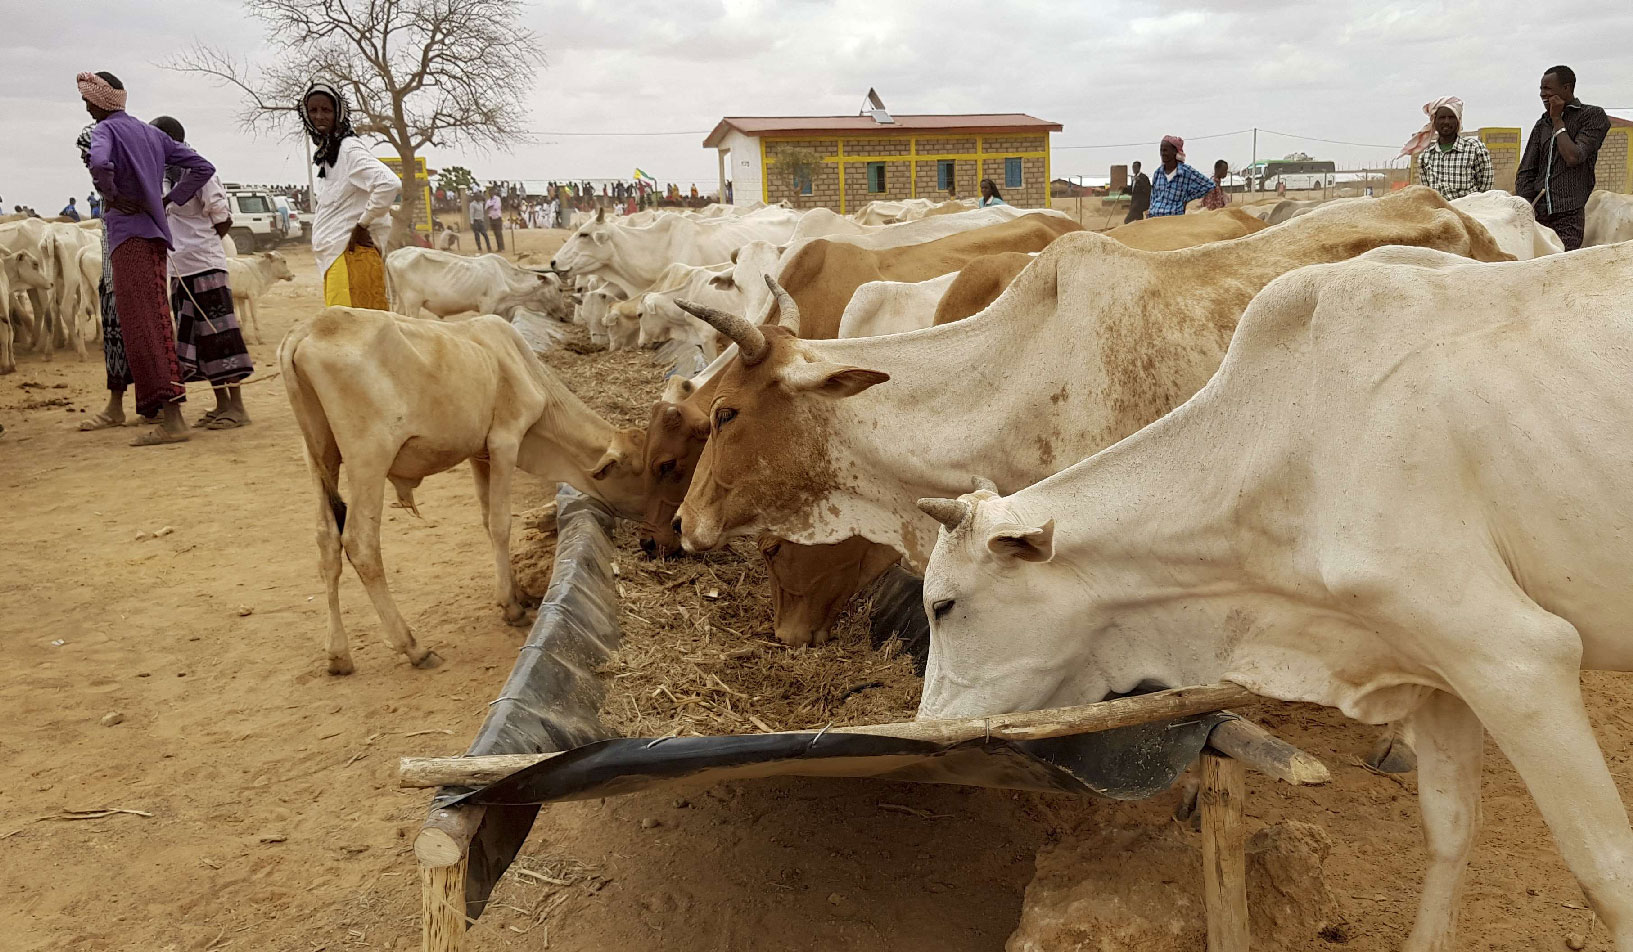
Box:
[258,251,295,283]
[670,278,889,553]
[761,536,900,647]
[602,299,641,351]
[550,207,612,273]
[3,249,52,290]
[913,489,1093,720]
[583,425,650,519]
[638,375,710,558]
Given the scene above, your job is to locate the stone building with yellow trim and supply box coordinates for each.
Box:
[1418,120,1633,194]
[704,111,1062,213]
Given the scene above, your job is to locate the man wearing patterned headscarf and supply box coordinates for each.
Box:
[298,82,398,308]
[1148,135,1215,216]
[1402,97,1493,202]
[80,69,217,446]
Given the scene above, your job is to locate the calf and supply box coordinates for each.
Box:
[280,307,647,674]
[386,247,567,321]
[224,252,295,345]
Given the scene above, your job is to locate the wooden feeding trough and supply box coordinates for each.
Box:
[402,488,1330,952]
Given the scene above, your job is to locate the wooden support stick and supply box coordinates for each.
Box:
[422,854,471,952]
[1206,717,1330,786]
[1201,752,1249,952]
[417,805,485,952]
[398,682,1262,788]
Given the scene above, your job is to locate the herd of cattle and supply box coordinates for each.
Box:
[11,179,1633,946]
[281,182,1633,948]
[0,213,297,372]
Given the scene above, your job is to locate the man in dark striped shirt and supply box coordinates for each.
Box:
[1516,65,1610,251]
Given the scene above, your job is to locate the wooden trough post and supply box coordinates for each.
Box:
[1200,751,1249,952]
[417,805,484,952]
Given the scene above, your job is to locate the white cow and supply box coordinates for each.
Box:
[917,242,1633,952]
[386,247,567,321]
[630,261,739,354]
[279,306,648,674]
[576,281,625,348]
[224,252,295,345]
[550,206,802,297]
[1586,189,1633,248]
[0,219,59,355]
[0,253,12,374]
[834,272,960,339]
[602,298,643,351]
[1450,190,1563,259]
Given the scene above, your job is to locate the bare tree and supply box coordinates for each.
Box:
[170,0,543,247]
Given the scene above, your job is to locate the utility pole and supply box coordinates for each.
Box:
[1251,127,1258,193]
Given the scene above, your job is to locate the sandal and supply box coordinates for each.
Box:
[78,412,127,432]
[131,428,191,447]
[195,407,224,426]
[202,414,250,430]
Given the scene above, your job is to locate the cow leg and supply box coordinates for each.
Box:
[342,465,442,669]
[1366,722,1418,773]
[474,447,528,625]
[1401,691,1483,952]
[313,479,352,675]
[1451,613,1633,949]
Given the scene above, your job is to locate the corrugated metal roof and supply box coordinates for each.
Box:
[704,114,1061,148]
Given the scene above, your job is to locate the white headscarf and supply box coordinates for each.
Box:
[1400,97,1464,157]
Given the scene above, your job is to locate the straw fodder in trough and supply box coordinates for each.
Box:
[530,327,925,738]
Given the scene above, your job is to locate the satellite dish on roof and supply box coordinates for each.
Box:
[862,87,894,124]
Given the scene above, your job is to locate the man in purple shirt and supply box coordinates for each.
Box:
[79,69,216,446]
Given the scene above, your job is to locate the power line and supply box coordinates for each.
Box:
[1053,129,1249,150]
[1255,127,1399,150]
[524,129,711,137]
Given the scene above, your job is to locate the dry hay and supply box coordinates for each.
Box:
[599,520,922,737]
[526,324,924,738]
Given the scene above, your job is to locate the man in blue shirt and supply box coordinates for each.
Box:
[60,197,82,221]
[1148,135,1215,216]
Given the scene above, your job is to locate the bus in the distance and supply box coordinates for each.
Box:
[1245,159,1337,191]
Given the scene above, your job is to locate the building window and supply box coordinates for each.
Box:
[867,162,886,193]
[937,160,955,191]
[797,173,813,196]
[1005,157,1023,189]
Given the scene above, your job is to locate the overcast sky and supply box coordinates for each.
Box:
[5,0,1631,213]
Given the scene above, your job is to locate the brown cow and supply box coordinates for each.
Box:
[1100,206,1268,251]
[643,212,1077,645]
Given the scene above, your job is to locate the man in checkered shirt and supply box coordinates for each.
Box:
[1414,100,1493,200]
[1148,135,1216,216]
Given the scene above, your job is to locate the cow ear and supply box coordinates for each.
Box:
[707,273,736,290]
[590,448,621,480]
[592,230,611,245]
[782,362,890,398]
[986,520,1055,563]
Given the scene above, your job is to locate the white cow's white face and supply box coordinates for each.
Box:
[552,218,616,273]
[918,491,1158,722]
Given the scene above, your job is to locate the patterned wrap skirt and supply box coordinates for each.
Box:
[171,269,254,387]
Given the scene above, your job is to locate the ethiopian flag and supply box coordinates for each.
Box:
[633,168,656,182]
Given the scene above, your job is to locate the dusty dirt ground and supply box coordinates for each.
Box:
[2,224,1628,951]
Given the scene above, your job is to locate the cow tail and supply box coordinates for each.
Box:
[278,324,347,533]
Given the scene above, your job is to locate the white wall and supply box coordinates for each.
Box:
[718,129,763,207]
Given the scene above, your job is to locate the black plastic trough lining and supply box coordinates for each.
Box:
[433,487,1219,924]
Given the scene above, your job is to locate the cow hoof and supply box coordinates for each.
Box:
[412,650,444,670]
[1365,735,1418,774]
[327,658,356,676]
[502,605,530,627]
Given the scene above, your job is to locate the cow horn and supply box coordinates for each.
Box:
[972,476,998,494]
[675,299,769,365]
[763,275,800,331]
[918,497,972,531]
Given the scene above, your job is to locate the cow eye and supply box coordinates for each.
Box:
[932,599,955,620]
[764,542,782,558]
[657,459,676,477]
[714,407,737,429]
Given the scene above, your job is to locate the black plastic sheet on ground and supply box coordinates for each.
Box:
[434,487,1216,923]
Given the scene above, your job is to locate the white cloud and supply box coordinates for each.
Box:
[3,0,1630,214]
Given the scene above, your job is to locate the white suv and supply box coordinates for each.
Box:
[223,187,282,251]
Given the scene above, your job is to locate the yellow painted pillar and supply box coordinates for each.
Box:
[837,138,847,215]
[1043,134,1052,208]
[910,137,917,198]
[759,138,769,204]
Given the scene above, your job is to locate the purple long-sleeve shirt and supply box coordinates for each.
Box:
[88,110,216,252]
